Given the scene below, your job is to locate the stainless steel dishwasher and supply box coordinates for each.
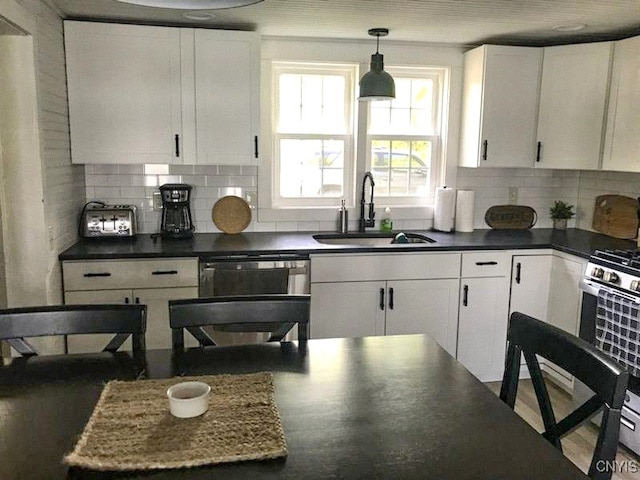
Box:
[199,254,310,345]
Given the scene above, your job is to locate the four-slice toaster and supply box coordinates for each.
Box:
[81,204,137,238]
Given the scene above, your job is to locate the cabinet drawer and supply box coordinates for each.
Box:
[461,251,510,277]
[311,253,461,283]
[63,258,198,291]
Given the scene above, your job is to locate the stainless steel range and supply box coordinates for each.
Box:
[578,249,640,456]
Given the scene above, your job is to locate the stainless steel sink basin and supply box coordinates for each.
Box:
[312,232,436,246]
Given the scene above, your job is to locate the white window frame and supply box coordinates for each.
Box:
[271,61,357,209]
[364,66,447,206]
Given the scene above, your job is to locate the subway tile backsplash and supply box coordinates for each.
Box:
[85,164,257,234]
[86,164,640,234]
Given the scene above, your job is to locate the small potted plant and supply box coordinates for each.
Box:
[549,201,575,230]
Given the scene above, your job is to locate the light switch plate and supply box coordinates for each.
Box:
[152,192,162,211]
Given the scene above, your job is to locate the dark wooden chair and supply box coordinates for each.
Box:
[169,294,310,352]
[500,311,629,480]
[0,304,147,358]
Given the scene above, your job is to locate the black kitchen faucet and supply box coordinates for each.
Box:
[359,171,375,232]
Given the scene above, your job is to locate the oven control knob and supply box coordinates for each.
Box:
[602,271,619,284]
[631,280,640,292]
[591,267,604,279]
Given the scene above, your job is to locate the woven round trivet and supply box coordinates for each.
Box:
[212,196,251,234]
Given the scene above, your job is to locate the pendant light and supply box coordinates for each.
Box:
[358,28,395,102]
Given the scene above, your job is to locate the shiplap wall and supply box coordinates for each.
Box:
[14,0,85,302]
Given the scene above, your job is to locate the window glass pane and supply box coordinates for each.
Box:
[369,77,437,135]
[280,139,344,198]
[278,73,346,134]
[370,140,430,196]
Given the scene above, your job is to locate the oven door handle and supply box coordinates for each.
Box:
[579,279,601,296]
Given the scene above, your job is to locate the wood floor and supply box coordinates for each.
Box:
[486,379,639,480]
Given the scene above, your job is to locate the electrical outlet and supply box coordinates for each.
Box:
[509,187,518,205]
[152,192,162,211]
[245,190,257,209]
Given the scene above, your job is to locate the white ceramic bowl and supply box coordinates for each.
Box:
[166,381,211,418]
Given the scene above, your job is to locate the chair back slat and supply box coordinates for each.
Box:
[500,312,629,480]
[169,294,309,352]
[0,304,147,356]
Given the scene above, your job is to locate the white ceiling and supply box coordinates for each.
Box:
[47,0,640,46]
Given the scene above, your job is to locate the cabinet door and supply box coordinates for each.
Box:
[194,29,260,165]
[64,21,183,164]
[385,279,459,357]
[536,42,612,170]
[509,255,552,320]
[64,289,132,354]
[134,287,199,350]
[310,282,385,339]
[602,35,640,172]
[459,45,541,168]
[545,254,587,388]
[458,276,510,382]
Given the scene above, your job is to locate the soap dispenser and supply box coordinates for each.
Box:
[338,199,348,233]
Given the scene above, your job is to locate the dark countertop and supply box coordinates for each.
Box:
[59,228,637,261]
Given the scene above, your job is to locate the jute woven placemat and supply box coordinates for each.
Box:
[64,372,287,471]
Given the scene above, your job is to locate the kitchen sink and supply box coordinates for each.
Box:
[312,232,436,246]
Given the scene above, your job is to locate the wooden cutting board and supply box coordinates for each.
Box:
[592,195,639,239]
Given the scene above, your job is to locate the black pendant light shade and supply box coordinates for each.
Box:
[359,28,395,101]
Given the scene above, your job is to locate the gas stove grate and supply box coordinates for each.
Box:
[592,249,640,272]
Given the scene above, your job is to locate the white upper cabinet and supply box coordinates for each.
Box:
[602,35,640,172]
[459,45,542,168]
[194,29,260,165]
[536,42,612,170]
[65,22,183,164]
[64,21,260,165]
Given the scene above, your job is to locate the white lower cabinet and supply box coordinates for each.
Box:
[509,252,552,320]
[310,253,460,356]
[62,258,199,352]
[457,252,511,382]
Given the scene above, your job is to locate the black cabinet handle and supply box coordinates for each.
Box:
[124,297,130,304]
[516,262,522,284]
[83,272,111,277]
[254,135,259,158]
[151,270,178,275]
[463,285,469,307]
[475,261,498,266]
[175,134,180,157]
[536,141,541,162]
[389,287,394,310]
[135,297,140,304]
[482,140,488,161]
[379,288,385,310]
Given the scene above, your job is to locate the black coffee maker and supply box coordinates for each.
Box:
[159,184,194,238]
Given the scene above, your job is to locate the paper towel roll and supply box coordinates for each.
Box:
[455,190,475,233]
[434,187,456,232]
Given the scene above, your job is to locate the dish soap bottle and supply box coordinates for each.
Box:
[381,207,393,232]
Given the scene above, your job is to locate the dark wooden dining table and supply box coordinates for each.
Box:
[0,334,589,480]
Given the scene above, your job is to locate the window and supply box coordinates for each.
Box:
[367,67,445,204]
[270,62,447,210]
[272,62,356,207]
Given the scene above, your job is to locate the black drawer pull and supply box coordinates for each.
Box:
[515,262,522,284]
[83,272,111,277]
[475,261,498,266]
[463,285,469,307]
[151,270,178,275]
